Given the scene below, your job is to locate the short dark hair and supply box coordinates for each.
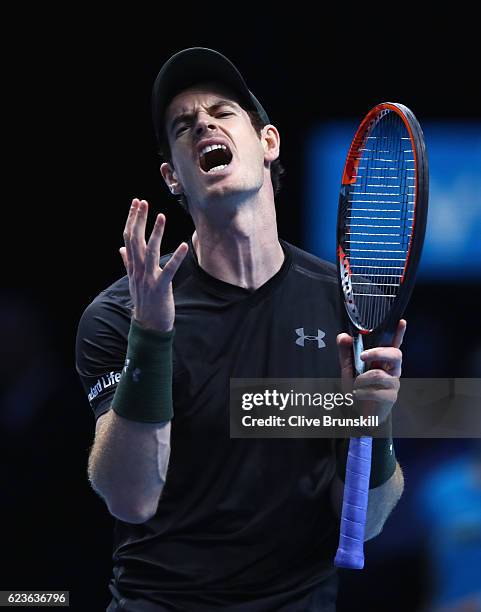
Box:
[158,109,285,213]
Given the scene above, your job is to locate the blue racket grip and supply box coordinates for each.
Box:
[334,436,372,569]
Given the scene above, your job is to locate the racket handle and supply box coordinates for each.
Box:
[334,436,372,569]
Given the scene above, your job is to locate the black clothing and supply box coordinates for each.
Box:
[76,240,346,610]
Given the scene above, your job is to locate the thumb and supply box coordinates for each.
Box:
[119,247,128,272]
[337,333,354,381]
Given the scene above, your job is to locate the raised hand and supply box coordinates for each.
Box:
[119,198,188,332]
[336,320,407,423]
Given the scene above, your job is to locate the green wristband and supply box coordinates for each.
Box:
[335,416,397,489]
[112,319,175,423]
[369,435,397,488]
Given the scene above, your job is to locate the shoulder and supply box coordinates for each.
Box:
[76,275,132,345]
[97,274,132,309]
[80,275,132,318]
[282,240,338,284]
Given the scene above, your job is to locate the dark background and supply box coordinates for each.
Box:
[2,15,480,611]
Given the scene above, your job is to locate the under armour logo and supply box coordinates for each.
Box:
[295,328,326,348]
[122,358,141,382]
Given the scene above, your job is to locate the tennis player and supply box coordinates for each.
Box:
[76,47,405,612]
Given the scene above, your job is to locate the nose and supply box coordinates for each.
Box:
[194,113,218,138]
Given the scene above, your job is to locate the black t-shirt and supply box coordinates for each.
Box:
[76,240,348,611]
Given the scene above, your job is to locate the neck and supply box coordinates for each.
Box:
[191,193,284,291]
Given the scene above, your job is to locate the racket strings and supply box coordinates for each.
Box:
[342,110,415,330]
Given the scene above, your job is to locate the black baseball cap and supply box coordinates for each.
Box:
[151,47,270,147]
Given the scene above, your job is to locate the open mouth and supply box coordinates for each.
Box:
[199,144,233,174]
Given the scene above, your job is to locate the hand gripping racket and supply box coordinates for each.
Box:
[334,103,428,569]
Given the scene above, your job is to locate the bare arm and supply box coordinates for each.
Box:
[88,198,187,524]
[330,462,404,540]
[88,410,171,524]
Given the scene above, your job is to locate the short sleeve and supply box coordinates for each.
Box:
[75,289,131,421]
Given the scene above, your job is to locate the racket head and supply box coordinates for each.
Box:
[336,102,428,345]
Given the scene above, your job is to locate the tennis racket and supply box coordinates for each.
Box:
[334,102,428,569]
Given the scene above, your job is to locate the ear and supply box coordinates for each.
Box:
[160,162,183,195]
[261,125,280,163]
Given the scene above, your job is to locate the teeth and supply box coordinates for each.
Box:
[200,143,227,156]
[208,164,228,173]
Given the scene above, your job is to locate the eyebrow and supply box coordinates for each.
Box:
[169,100,240,135]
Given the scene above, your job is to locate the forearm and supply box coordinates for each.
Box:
[330,461,404,541]
[88,409,171,523]
[365,461,403,539]
[88,315,175,523]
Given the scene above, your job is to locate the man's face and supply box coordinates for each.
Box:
[162,83,271,211]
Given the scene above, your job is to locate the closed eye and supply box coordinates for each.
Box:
[174,109,235,137]
[175,124,190,137]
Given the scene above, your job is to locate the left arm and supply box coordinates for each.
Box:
[331,320,407,540]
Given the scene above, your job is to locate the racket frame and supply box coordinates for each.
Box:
[334,102,428,569]
[336,102,428,348]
